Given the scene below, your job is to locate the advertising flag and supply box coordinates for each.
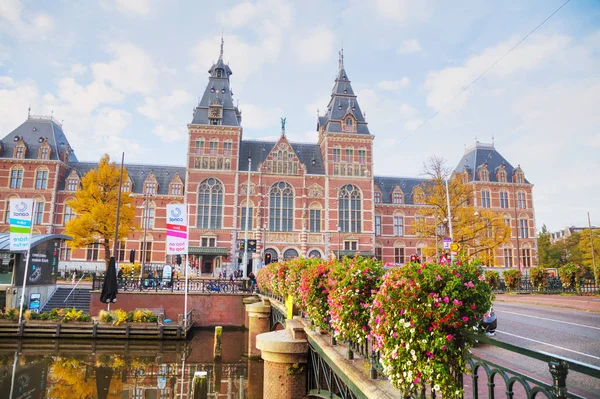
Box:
[9,198,33,251]
[166,204,188,255]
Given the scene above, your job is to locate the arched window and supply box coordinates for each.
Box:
[4,195,18,223]
[195,139,205,155]
[308,250,321,258]
[498,170,507,183]
[33,198,44,224]
[309,203,322,233]
[9,166,24,189]
[64,203,76,225]
[375,213,382,236]
[481,189,491,208]
[499,190,509,208]
[283,248,299,260]
[392,191,403,204]
[142,200,156,229]
[517,191,527,209]
[35,168,49,190]
[198,178,223,228]
[269,182,294,231]
[339,184,361,233]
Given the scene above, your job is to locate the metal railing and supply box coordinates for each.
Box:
[92,276,252,294]
[495,277,598,295]
[64,273,87,307]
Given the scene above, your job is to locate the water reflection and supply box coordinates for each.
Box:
[0,329,263,399]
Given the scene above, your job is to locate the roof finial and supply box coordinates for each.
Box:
[338,46,344,71]
[492,134,495,145]
[28,105,31,118]
[219,32,224,60]
[280,117,287,137]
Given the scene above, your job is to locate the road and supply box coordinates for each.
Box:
[470,301,600,398]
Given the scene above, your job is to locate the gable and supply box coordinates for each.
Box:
[261,136,305,175]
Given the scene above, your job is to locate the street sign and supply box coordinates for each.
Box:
[237,239,257,253]
[450,243,461,252]
[443,238,452,250]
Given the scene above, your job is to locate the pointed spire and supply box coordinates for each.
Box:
[338,47,344,72]
[219,32,224,61]
[27,105,31,118]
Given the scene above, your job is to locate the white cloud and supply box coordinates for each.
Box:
[376,77,410,91]
[398,103,417,117]
[153,125,187,143]
[70,64,88,76]
[137,89,194,122]
[398,39,422,54]
[0,0,54,40]
[52,77,124,113]
[374,0,433,22]
[425,34,571,111]
[292,27,335,65]
[403,119,422,132]
[92,42,158,95]
[100,0,151,15]
[0,77,40,132]
[239,103,283,129]
[217,2,259,27]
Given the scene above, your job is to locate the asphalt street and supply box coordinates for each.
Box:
[470,301,600,398]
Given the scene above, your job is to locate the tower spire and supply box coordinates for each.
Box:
[338,47,344,72]
[219,32,224,61]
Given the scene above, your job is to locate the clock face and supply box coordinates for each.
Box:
[210,108,220,118]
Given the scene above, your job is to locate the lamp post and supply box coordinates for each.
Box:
[337,225,341,261]
[139,193,153,284]
[445,178,454,262]
[242,157,251,278]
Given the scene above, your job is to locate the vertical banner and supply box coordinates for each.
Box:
[166,204,188,255]
[9,198,33,251]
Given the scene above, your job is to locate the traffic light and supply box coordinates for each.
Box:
[265,253,272,265]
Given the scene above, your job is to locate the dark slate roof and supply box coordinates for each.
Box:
[374,176,429,205]
[191,40,241,127]
[317,53,370,135]
[454,142,531,184]
[238,140,325,175]
[59,162,186,195]
[0,116,78,162]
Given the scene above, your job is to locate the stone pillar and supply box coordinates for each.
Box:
[256,319,308,399]
[247,357,265,399]
[247,300,271,359]
[243,296,261,329]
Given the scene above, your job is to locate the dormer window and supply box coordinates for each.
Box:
[145,182,156,194]
[516,171,525,184]
[170,183,182,196]
[39,143,50,160]
[393,192,403,204]
[499,170,507,183]
[122,180,131,192]
[480,170,489,181]
[67,179,79,191]
[217,69,223,78]
[14,143,26,159]
[374,191,381,204]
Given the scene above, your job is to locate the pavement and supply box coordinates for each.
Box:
[494,293,600,313]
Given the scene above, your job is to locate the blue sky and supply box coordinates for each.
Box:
[1,0,599,232]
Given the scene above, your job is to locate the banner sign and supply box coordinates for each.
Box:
[9,198,33,251]
[443,237,452,250]
[14,239,60,286]
[29,293,41,312]
[237,239,257,253]
[166,204,188,255]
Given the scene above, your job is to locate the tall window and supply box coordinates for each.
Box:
[521,248,531,267]
[239,205,253,230]
[33,201,44,224]
[345,148,353,163]
[223,141,232,156]
[344,241,358,251]
[503,215,511,228]
[503,248,513,267]
[333,147,341,162]
[87,243,99,261]
[5,197,16,223]
[519,218,529,238]
[358,149,366,163]
[499,171,507,183]
[393,192,403,204]
[209,140,218,155]
[375,215,381,236]
[145,182,156,194]
[499,191,509,208]
[481,190,491,208]
[201,237,216,247]
[269,182,294,231]
[60,242,71,261]
[480,170,489,181]
[64,204,76,225]
[35,170,48,189]
[375,247,382,261]
[198,178,223,229]
[393,215,403,236]
[67,179,79,191]
[517,192,526,209]
[516,172,524,184]
[10,168,23,189]
[309,209,321,232]
[339,185,361,233]
[374,192,381,204]
[195,139,204,155]
[140,241,152,263]
[40,147,50,160]
[170,184,182,196]
[394,248,405,264]
[142,202,155,229]
[116,242,126,262]
[15,145,25,159]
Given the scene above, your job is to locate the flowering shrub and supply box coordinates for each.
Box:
[484,270,500,289]
[529,266,549,290]
[559,263,584,290]
[257,262,279,295]
[502,269,522,291]
[369,261,492,397]
[328,256,383,343]
[298,260,333,331]
[274,262,289,298]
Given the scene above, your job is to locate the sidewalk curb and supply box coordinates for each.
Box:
[494,296,600,314]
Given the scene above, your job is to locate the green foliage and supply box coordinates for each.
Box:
[132,309,157,323]
[578,228,600,285]
[99,310,113,323]
[502,269,522,291]
[369,261,492,397]
[0,308,21,321]
[559,263,585,291]
[484,270,500,289]
[62,308,83,322]
[529,266,549,290]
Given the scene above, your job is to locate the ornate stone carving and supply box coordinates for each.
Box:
[266,232,300,243]
[308,184,324,198]
[307,234,324,244]
[239,182,256,195]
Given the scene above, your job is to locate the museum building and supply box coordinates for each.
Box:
[0,44,537,277]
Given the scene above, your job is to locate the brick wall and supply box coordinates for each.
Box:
[89,292,246,328]
[263,360,307,399]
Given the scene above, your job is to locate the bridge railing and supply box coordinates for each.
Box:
[92,276,252,294]
[495,277,598,295]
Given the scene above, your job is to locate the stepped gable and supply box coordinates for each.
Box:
[455,141,530,184]
[191,37,242,127]
[317,49,369,135]
[239,140,325,175]
[0,114,78,162]
[60,162,186,195]
[373,176,429,205]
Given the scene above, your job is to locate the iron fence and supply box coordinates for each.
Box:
[495,277,598,295]
[92,276,252,294]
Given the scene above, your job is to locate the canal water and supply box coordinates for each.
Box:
[0,329,264,398]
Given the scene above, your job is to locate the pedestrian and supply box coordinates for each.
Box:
[248,271,256,292]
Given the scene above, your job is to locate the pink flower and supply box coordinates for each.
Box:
[441,345,447,350]
[462,316,469,322]
[456,273,461,277]
[392,331,397,338]
[436,274,442,281]
[478,274,486,281]
[413,376,420,384]
[464,281,475,288]
[471,304,477,310]
[446,334,453,341]
[443,297,449,303]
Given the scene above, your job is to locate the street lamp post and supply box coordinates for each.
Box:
[445,178,454,262]
[337,225,341,261]
[139,193,152,284]
[242,157,251,278]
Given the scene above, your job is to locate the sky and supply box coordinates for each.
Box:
[0,0,599,232]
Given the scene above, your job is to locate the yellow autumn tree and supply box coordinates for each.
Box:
[65,154,135,269]
[414,156,511,266]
